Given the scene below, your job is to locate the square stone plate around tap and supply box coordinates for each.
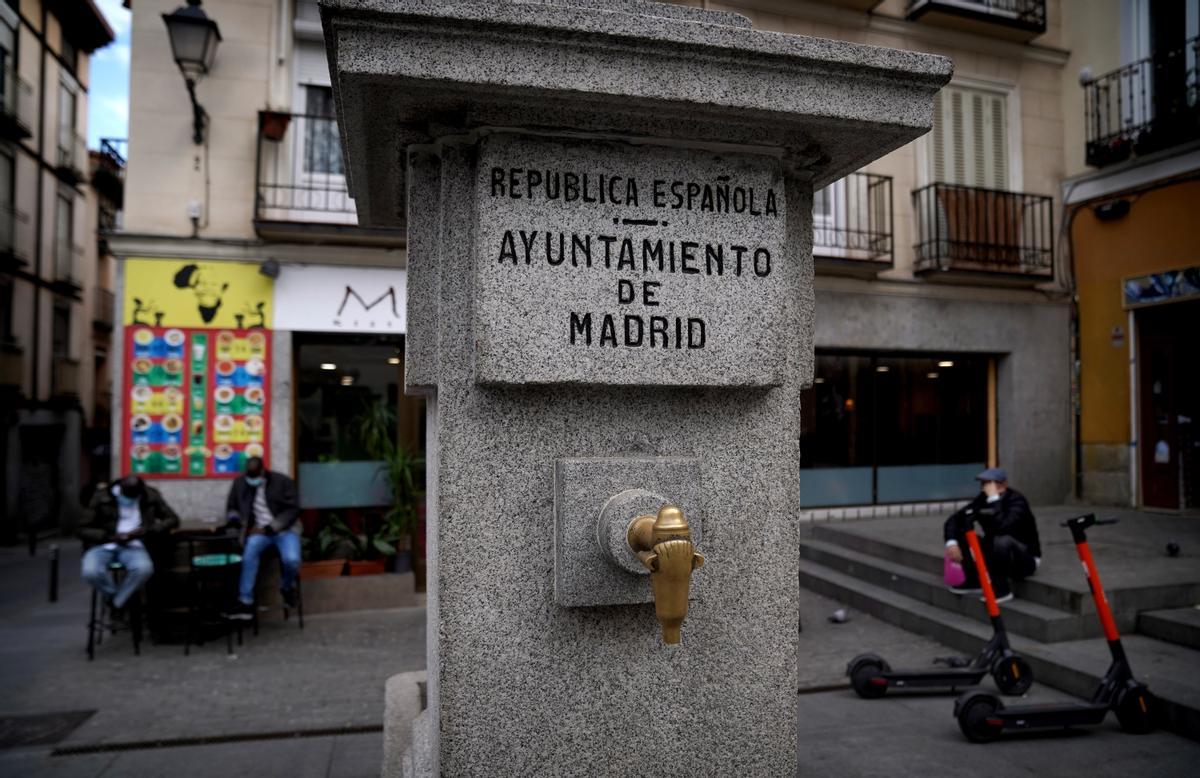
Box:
[553,456,703,607]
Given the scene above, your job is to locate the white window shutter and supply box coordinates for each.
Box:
[929,85,1009,190]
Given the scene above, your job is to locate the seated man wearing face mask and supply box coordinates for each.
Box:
[943,468,1041,603]
[80,476,180,612]
[223,457,301,619]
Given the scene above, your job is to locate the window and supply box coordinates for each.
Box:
[801,352,992,507]
[302,85,342,176]
[0,5,14,110]
[294,333,421,510]
[54,190,73,279]
[60,36,77,76]
[58,75,77,167]
[51,301,70,359]
[0,276,13,342]
[0,144,13,252]
[929,84,1009,190]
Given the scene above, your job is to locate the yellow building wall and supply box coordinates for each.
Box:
[1074,178,1200,445]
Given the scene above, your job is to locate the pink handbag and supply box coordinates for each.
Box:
[943,553,966,587]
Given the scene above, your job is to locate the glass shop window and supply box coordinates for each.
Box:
[801,351,991,507]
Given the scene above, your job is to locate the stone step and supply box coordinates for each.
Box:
[798,559,1200,741]
[1139,607,1200,651]
[799,538,1104,642]
[810,522,1200,618]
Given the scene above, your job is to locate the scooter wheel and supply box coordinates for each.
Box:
[1115,684,1155,734]
[850,658,889,699]
[957,693,1003,743]
[991,655,1033,696]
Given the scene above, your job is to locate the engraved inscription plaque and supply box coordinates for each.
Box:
[472,134,791,387]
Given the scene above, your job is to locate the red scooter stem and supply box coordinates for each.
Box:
[964,529,1001,618]
[1076,538,1121,642]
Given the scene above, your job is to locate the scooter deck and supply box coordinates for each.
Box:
[993,701,1109,731]
[878,667,989,690]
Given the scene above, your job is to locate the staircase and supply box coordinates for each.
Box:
[799,509,1200,741]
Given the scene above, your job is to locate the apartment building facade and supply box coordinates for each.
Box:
[1061,0,1198,510]
[0,0,113,544]
[670,0,1073,511]
[112,0,418,522]
[112,0,1073,523]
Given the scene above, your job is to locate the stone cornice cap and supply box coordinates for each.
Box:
[321,0,952,228]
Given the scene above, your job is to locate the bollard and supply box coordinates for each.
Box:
[49,544,59,603]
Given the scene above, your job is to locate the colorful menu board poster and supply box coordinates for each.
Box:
[124,326,270,478]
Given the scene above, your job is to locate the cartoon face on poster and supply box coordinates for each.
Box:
[123,258,274,330]
[121,259,273,478]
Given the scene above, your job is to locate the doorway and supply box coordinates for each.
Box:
[1137,300,1200,510]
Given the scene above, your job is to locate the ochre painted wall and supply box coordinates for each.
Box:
[1074,178,1200,445]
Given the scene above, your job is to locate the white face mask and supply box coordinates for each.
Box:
[986,493,1001,503]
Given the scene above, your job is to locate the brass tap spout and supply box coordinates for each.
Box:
[627,505,704,644]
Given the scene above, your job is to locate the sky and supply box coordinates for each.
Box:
[87,0,132,149]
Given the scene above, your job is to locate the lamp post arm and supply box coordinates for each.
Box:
[185,77,207,145]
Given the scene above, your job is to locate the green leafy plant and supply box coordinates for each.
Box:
[302,514,352,560]
[354,401,425,558]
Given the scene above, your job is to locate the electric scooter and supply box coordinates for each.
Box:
[846,514,1033,698]
[954,513,1155,742]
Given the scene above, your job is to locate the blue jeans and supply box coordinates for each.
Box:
[81,544,154,609]
[239,531,301,605]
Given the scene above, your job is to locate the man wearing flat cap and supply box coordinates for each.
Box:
[942,467,1041,603]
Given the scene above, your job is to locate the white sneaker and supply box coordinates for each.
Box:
[949,585,982,595]
[982,592,1014,604]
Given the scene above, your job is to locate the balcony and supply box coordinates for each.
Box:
[51,357,80,399]
[906,0,1046,43]
[255,111,404,246]
[0,64,33,140]
[813,172,894,276]
[52,242,84,296]
[55,131,88,185]
[913,183,1053,285]
[0,342,22,388]
[1084,35,1200,169]
[91,138,126,206]
[0,203,33,270]
[93,287,114,332]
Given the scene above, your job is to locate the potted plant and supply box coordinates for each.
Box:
[316,512,388,576]
[355,401,425,575]
[300,517,349,579]
[259,110,291,142]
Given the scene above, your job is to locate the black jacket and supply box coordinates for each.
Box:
[79,484,180,547]
[943,488,1042,558]
[225,470,301,543]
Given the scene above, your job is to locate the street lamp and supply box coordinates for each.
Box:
[162,0,222,144]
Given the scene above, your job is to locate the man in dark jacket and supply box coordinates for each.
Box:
[80,476,180,610]
[224,457,301,618]
[943,467,1041,603]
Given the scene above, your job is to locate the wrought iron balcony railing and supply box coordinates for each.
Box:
[99,138,127,168]
[56,131,88,183]
[93,287,114,331]
[906,0,1046,41]
[0,202,33,267]
[0,63,33,140]
[54,241,84,286]
[256,111,356,225]
[813,172,894,273]
[913,183,1053,281]
[92,138,127,206]
[1084,35,1200,168]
